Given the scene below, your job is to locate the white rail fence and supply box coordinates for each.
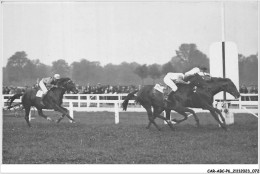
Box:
[2,93,258,123]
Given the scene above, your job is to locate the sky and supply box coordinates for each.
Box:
[2,1,258,67]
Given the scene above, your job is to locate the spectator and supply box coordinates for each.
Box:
[239,84,249,101]
[250,85,258,101]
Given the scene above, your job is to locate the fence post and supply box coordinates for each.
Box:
[29,109,31,121]
[164,111,167,124]
[69,101,74,123]
[115,102,119,124]
[97,95,100,108]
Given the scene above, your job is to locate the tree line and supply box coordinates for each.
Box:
[2,43,258,87]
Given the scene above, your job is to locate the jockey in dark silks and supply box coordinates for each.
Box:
[184,67,210,79]
[38,74,60,104]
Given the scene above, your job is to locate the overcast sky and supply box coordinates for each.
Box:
[2,1,258,67]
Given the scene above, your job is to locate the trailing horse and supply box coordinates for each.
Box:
[122,74,206,131]
[165,77,240,130]
[8,78,78,127]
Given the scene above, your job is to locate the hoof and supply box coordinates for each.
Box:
[47,117,53,122]
[171,119,179,123]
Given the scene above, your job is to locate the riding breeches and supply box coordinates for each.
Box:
[39,80,48,94]
[163,75,178,92]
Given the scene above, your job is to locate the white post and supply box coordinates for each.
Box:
[115,102,119,124]
[87,95,90,107]
[69,101,74,123]
[29,109,32,121]
[97,95,100,108]
[164,111,167,124]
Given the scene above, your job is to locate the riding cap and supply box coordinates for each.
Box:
[54,74,61,79]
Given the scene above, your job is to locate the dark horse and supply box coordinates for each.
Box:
[8,78,78,127]
[122,74,206,131]
[165,77,240,130]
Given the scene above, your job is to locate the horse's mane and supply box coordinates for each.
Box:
[206,77,230,83]
[56,77,71,86]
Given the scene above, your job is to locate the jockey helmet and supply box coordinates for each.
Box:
[54,74,61,79]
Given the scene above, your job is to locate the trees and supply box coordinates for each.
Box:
[6,51,32,82]
[174,43,209,72]
[239,53,258,85]
[52,59,70,77]
[148,64,161,84]
[161,62,175,75]
[134,64,148,85]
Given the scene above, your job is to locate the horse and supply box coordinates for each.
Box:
[122,73,206,131]
[165,77,240,130]
[8,78,78,127]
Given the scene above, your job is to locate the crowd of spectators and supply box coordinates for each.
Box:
[239,84,258,101]
[3,84,258,101]
[2,83,139,95]
[75,83,139,94]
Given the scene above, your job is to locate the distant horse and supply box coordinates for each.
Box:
[165,77,240,130]
[8,78,78,127]
[122,74,206,131]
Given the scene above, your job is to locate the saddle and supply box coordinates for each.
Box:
[153,84,171,101]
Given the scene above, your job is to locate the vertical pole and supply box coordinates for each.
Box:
[69,101,74,123]
[115,102,119,124]
[221,1,226,101]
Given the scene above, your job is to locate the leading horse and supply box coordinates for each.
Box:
[8,78,78,127]
[122,74,206,131]
[165,77,240,130]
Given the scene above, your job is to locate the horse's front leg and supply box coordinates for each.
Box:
[54,104,75,123]
[206,105,227,131]
[171,107,200,127]
[37,108,53,122]
[153,107,175,131]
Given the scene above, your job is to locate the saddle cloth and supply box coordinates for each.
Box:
[36,90,44,97]
[154,84,165,93]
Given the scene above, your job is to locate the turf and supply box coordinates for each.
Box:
[2,111,258,164]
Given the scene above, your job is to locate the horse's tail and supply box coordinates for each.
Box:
[7,93,23,109]
[122,90,138,111]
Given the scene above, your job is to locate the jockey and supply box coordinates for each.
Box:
[39,74,60,99]
[163,72,190,95]
[184,67,210,79]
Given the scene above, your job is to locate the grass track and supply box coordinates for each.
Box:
[2,111,258,164]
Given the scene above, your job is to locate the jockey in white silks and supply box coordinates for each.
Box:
[163,73,190,93]
[39,74,60,98]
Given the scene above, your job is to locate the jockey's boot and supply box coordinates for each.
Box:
[40,93,46,106]
[164,90,172,101]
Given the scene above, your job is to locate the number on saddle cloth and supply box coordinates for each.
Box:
[36,90,44,97]
[154,84,165,93]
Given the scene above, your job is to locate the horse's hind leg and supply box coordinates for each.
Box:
[153,107,175,131]
[144,106,161,131]
[37,109,53,122]
[24,107,31,127]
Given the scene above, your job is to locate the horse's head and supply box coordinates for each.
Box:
[222,78,240,99]
[57,78,78,94]
[185,73,206,88]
